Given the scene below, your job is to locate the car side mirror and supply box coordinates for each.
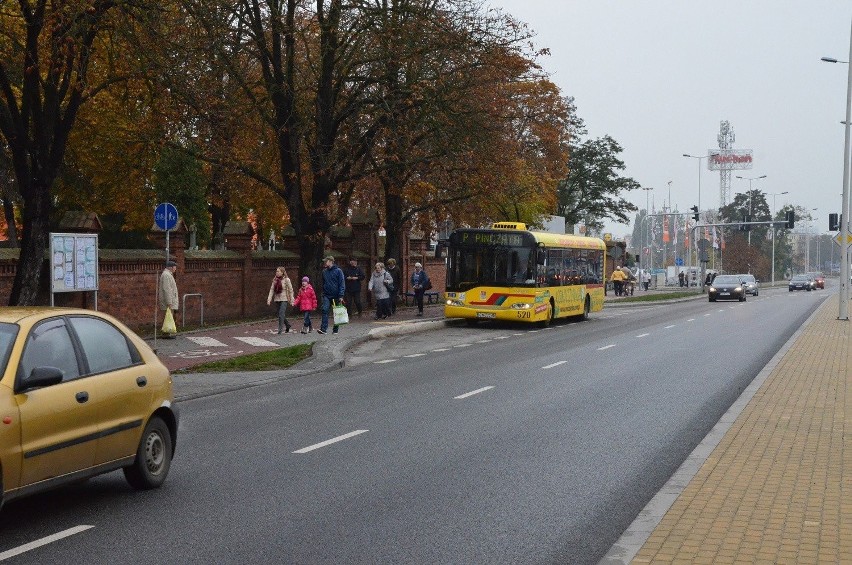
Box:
[22,366,64,391]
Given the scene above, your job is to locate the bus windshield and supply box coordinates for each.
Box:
[446,244,536,291]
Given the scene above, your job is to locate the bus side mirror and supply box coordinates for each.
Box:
[536,249,546,265]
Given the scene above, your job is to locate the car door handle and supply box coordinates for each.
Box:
[136,376,147,387]
[75,391,89,403]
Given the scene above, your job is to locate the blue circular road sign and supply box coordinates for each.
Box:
[154,202,178,231]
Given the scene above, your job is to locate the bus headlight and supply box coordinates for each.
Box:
[446,299,464,307]
[510,303,532,310]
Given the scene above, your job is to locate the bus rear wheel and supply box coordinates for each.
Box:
[579,296,591,321]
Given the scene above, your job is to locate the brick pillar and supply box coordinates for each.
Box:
[148,219,188,270]
[224,221,255,316]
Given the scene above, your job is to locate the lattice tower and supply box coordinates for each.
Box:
[717,120,734,207]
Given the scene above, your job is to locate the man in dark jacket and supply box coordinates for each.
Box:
[343,257,365,317]
[319,255,346,334]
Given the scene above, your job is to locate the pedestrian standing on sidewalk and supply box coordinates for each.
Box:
[385,258,402,315]
[318,255,345,335]
[343,257,365,317]
[367,262,393,319]
[158,260,179,339]
[410,262,430,316]
[267,266,294,334]
[292,276,317,333]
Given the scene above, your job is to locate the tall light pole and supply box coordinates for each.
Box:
[735,174,767,245]
[822,19,852,320]
[807,209,818,272]
[683,153,713,290]
[769,191,788,285]
[642,186,654,288]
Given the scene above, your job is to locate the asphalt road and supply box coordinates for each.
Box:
[0,286,827,564]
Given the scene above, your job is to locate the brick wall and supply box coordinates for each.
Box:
[0,221,446,333]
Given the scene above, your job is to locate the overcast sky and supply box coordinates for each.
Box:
[486,0,852,239]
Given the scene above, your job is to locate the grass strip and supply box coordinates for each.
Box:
[175,343,313,373]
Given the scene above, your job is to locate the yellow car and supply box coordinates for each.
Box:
[0,308,178,509]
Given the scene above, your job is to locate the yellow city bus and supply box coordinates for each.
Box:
[444,222,606,325]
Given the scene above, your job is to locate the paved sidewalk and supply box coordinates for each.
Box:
[603,294,851,564]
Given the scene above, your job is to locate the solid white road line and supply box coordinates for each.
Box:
[636,333,650,338]
[0,525,94,561]
[186,336,228,347]
[293,430,369,454]
[542,360,567,369]
[597,344,616,350]
[233,336,279,347]
[454,386,494,399]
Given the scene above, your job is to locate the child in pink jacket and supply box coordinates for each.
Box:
[291,276,318,333]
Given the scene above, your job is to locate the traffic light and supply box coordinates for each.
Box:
[691,205,699,221]
[785,210,795,228]
[830,213,839,231]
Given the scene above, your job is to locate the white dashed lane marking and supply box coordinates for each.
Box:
[597,344,616,350]
[0,526,94,561]
[374,359,396,364]
[542,360,567,369]
[664,325,676,329]
[454,386,494,400]
[293,430,369,454]
[636,333,650,338]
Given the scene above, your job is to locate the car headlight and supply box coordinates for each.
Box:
[709,286,716,292]
[735,286,743,292]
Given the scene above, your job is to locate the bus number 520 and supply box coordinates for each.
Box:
[517,311,531,319]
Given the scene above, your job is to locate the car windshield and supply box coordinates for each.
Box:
[741,275,755,283]
[791,275,809,281]
[0,323,18,372]
[713,275,739,284]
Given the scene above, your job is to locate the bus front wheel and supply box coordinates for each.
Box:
[539,301,554,328]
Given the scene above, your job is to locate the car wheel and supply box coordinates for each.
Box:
[124,416,173,490]
[754,290,758,296]
[739,294,746,302]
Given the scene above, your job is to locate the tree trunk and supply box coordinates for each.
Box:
[384,190,404,263]
[9,185,51,305]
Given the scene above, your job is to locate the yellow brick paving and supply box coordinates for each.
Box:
[633,297,850,564]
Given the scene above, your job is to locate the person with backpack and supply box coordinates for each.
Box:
[410,262,431,317]
[367,262,394,319]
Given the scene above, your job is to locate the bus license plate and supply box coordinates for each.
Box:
[476,312,496,319]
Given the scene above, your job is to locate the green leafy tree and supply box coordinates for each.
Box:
[557,104,639,233]
[153,146,211,249]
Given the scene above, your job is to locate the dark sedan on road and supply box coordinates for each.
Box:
[708,275,747,302]
[789,274,814,291]
[806,272,825,289]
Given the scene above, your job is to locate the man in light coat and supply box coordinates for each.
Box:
[159,260,179,338]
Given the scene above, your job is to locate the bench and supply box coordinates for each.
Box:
[403,291,441,306]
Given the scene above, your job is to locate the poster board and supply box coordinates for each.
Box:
[50,233,99,293]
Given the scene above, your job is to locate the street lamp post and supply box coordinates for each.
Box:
[769,191,788,285]
[683,153,716,291]
[735,174,767,245]
[807,209,818,272]
[642,187,654,289]
[821,19,852,320]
